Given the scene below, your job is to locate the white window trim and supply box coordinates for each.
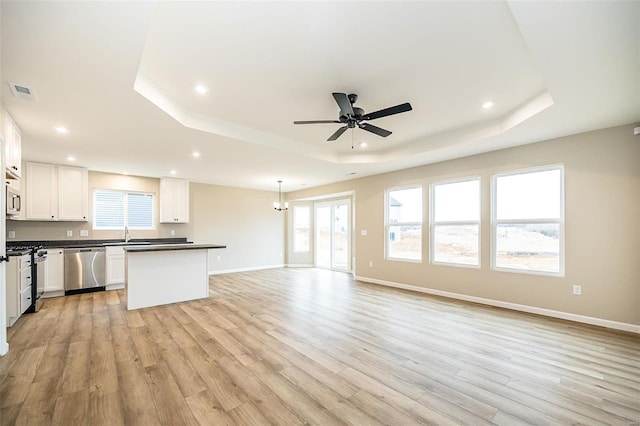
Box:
[384,184,423,263]
[93,189,156,231]
[430,176,481,269]
[292,205,311,253]
[491,164,565,277]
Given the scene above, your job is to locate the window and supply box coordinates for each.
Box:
[492,166,564,275]
[385,186,422,261]
[431,178,480,267]
[93,189,154,230]
[293,205,310,252]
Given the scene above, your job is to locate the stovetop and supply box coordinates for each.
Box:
[6,244,44,255]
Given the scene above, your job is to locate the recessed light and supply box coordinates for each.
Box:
[195,84,209,94]
[66,156,76,162]
[55,126,69,134]
[121,171,128,175]
[192,151,200,158]
[170,170,177,175]
[482,101,494,109]
[359,142,368,149]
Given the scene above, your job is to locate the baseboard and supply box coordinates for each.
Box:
[209,264,285,275]
[106,283,125,291]
[355,275,640,334]
[0,342,8,357]
[285,264,314,268]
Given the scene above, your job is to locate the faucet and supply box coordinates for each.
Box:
[125,226,131,243]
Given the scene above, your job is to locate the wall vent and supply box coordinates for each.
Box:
[9,82,37,101]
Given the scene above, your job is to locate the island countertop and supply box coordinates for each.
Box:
[123,243,226,253]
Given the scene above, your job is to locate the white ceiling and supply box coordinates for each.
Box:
[1,1,638,192]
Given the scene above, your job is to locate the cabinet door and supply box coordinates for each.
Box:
[45,249,65,292]
[160,178,189,223]
[58,166,88,221]
[26,162,58,220]
[20,286,32,314]
[174,179,189,223]
[159,178,175,223]
[5,258,20,326]
[3,112,21,178]
[10,125,22,178]
[106,246,125,285]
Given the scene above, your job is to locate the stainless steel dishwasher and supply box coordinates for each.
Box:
[64,247,106,294]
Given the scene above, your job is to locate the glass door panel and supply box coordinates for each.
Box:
[315,206,331,268]
[332,203,349,270]
[315,200,350,271]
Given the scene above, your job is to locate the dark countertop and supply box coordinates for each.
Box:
[123,243,226,253]
[7,238,189,249]
[7,249,31,256]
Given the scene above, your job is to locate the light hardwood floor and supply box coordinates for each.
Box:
[1,268,639,425]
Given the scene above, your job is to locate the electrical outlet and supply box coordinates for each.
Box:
[573,285,582,296]
[361,229,368,236]
[369,261,373,268]
[8,231,15,238]
[170,230,175,236]
[66,230,73,237]
[217,256,221,261]
[80,230,88,237]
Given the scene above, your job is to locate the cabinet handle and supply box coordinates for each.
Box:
[0,256,9,263]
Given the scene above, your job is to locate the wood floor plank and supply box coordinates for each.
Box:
[51,389,89,426]
[116,359,161,424]
[228,402,273,426]
[2,267,638,425]
[89,390,125,426]
[144,361,199,425]
[181,345,249,411]
[244,358,347,425]
[216,354,307,425]
[59,340,90,396]
[184,390,236,426]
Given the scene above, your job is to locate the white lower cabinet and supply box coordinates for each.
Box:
[20,287,33,314]
[44,248,65,293]
[6,253,32,327]
[106,246,125,287]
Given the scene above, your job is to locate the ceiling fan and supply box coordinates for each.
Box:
[294,93,412,141]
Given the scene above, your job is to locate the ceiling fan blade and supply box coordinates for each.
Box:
[359,123,392,137]
[294,120,341,125]
[332,92,354,117]
[327,126,348,141]
[363,102,412,121]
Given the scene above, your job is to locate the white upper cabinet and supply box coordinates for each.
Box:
[58,165,88,220]
[160,177,189,223]
[4,112,22,178]
[26,162,88,221]
[26,162,58,220]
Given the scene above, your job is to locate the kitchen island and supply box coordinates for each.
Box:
[123,243,226,310]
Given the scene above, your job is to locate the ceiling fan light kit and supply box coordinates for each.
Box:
[294,92,412,143]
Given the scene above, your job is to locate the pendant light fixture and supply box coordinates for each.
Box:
[273,180,288,211]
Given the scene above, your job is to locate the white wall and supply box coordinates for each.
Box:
[186,182,285,273]
[287,124,640,328]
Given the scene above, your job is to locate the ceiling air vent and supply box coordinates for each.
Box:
[9,82,37,101]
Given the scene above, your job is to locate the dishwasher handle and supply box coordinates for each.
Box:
[64,248,102,253]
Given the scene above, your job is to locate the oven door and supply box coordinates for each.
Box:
[34,250,47,311]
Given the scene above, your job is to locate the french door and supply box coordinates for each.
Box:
[315,199,350,271]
